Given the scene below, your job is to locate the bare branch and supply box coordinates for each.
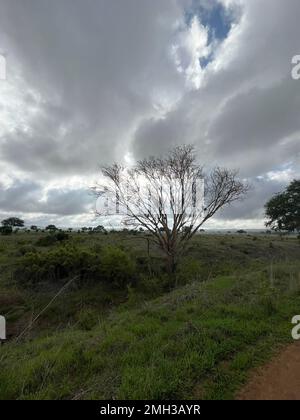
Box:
[93,145,249,273]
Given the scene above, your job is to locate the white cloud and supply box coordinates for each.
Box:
[172,16,211,88]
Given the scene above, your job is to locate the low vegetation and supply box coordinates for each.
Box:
[0,230,299,399]
[14,244,135,288]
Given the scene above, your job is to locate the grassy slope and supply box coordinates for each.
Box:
[0,233,299,399]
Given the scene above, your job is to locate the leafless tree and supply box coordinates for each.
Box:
[93,145,249,274]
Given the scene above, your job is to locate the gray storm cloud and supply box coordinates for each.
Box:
[0,0,299,227]
[0,179,92,215]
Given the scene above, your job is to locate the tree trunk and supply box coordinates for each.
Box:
[166,252,177,276]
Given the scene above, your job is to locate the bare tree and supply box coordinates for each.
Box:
[93,145,249,274]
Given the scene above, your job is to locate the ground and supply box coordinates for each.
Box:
[0,230,299,399]
[237,341,300,400]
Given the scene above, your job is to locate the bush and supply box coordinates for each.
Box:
[134,274,166,298]
[55,231,69,242]
[18,245,37,256]
[0,226,13,235]
[14,245,136,289]
[101,246,136,288]
[15,245,101,286]
[35,232,69,247]
[36,235,57,247]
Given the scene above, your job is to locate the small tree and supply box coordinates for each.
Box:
[94,225,106,233]
[1,217,24,227]
[94,145,248,273]
[265,180,300,233]
[45,224,57,232]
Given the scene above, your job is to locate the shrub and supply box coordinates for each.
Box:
[18,245,37,256]
[14,245,136,289]
[35,232,69,246]
[36,235,58,247]
[14,245,101,286]
[0,226,13,235]
[55,231,69,242]
[134,274,166,298]
[101,246,136,288]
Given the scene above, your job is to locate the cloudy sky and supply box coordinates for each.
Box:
[0,0,299,229]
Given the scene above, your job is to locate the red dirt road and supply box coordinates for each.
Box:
[237,342,300,400]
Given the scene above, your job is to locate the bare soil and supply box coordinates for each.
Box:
[237,342,300,400]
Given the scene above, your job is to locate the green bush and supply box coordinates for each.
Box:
[134,274,167,298]
[101,246,136,288]
[55,231,69,242]
[0,225,13,235]
[15,245,101,286]
[18,245,37,256]
[36,235,57,247]
[36,232,69,247]
[14,245,136,289]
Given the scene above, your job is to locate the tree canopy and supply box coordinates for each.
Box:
[265,179,300,233]
[1,217,24,227]
[45,225,57,231]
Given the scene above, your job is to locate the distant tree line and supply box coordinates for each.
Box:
[1,179,298,241]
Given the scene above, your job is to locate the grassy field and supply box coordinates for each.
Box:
[0,231,299,399]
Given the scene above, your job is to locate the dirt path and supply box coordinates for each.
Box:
[237,342,300,400]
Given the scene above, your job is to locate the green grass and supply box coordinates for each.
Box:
[0,232,299,399]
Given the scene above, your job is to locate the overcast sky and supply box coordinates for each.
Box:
[0,0,299,229]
